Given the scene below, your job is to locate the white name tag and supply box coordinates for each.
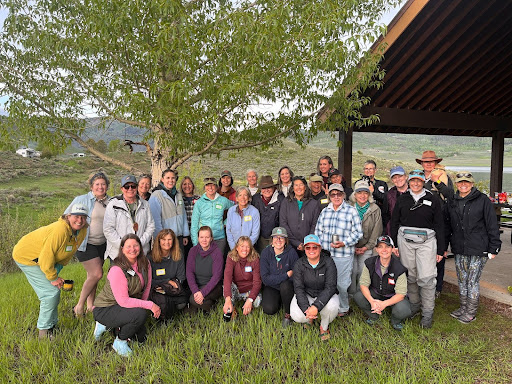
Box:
[424,200,432,206]
[244,215,252,222]
[127,269,136,276]
[156,268,166,276]
[320,198,328,204]
[65,245,73,252]
[245,266,253,273]
[215,204,223,209]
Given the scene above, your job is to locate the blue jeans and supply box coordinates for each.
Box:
[332,256,354,313]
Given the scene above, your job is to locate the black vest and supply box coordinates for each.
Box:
[365,255,407,298]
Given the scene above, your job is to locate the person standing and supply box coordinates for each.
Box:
[391,170,445,329]
[225,187,260,250]
[180,176,201,261]
[357,160,388,210]
[103,175,155,261]
[315,184,363,317]
[277,166,294,198]
[137,174,152,201]
[383,166,408,235]
[246,169,260,196]
[218,170,236,203]
[309,174,329,211]
[149,169,189,253]
[446,172,501,323]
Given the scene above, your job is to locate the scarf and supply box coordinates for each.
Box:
[356,202,370,221]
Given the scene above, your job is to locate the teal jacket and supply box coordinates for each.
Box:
[190,193,233,245]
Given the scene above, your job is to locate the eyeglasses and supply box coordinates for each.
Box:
[330,192,343,197]
[364,167,375,171]
[305,245,319,250]
[273,236,285,241]
[123,184,137,190]
[456,172,473,179]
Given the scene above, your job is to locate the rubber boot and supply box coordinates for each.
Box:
[450,295,467,319]
[458,297,478,324]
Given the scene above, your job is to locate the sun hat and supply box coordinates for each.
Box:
[416,150,443,164]
[258,175,277,189]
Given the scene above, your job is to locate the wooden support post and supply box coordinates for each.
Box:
[338,126,353,184]
[490,131,504,195]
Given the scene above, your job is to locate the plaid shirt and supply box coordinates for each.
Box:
[315,201,363,258]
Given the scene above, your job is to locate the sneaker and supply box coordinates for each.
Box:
[365,318,379,326]
[38,329,55,341]
[112,337,132,357]
[337,309,351,318]
[419,316,433,329]
[94,321,107,341]
[282,314,292,328]
[392,322,404,331]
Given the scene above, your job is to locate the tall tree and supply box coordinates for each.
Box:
[0,0,397,181]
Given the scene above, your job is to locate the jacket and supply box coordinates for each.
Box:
[223,257,262,300]
[226,204,260,249]
[383,186,407,235]
[390,189,446,255]
[260,245,299,290]
[279,197,321,248]
[190,193,233,245]
[292,254,337,313]
[103,195,155,260]
[148,187,190,239]
[252,190,284,238]
[312,190,330,210]
[64,191,109,252]
[13,218,87,281]
[447,187,501,257]
[349,194,383,251]
[147,252,186,286]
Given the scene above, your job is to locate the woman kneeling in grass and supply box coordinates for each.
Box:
[93,234,161,357]
[223,237,262,317]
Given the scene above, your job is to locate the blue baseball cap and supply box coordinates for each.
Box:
[408,169,425,182]
[303,234,321,246]
[390,166,406,178]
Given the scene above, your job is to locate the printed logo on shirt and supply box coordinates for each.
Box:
[378,186,385,193]
[245,266,253,273]
[388,278,395,285]
[424,200,432,206]
[156,268,166,276]
[65,245,73,252]
[215,204,223,209]
[244,216,252,222]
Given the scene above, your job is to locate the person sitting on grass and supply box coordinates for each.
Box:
[93,234,161,357]
[353,235,411,331]
[223,236,262,317]
[290,235,339,341]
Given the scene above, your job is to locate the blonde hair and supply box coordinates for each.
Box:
[228,236,259,262]
[152,229,181,262]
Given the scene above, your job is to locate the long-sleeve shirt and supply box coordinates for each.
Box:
[223,257,262,300]
[186,242,223,297]
[315,202,363,258]
[225,204,260,249]
[107,263,153,310]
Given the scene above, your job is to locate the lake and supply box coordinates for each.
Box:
[445,166,512,193]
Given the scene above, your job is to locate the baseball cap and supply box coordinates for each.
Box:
[455,171,475,183]
[271,227,288,238]
[390,166,406,178]
[328,183,344,193]
[408,170,425,182]
[303,234,321,246]
[377,235,394,247]
[354,180,370,193]
[121,175,138,187]
[69,203,89,217]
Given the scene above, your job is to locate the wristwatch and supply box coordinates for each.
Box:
[247,298,254,303]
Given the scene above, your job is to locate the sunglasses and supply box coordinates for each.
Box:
[305,245,319,250]
[456,172,473,179]
[409,170,425,176]
[329,192,343,197]
[123,184,138,190]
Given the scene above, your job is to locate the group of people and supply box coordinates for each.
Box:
[13,151,501,355]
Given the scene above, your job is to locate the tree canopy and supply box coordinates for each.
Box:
[0,0,398,179]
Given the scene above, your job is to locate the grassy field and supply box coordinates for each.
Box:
[1,262,512,383]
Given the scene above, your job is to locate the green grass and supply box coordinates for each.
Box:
[1,263,511,383]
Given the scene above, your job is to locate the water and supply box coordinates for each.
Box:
[445,166,512,193]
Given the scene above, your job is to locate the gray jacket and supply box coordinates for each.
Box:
[349,194,383,251]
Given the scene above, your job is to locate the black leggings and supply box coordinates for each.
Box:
[93,305,148,341]
[261,279,294,315]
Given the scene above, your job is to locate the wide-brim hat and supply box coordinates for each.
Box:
[258,175,277,189]
[416,150,443,164]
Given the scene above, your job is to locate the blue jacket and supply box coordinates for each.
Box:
[190,193,233,245]
[225,204,260,249]
[64,191,109,252]
[149,189,189,239]
[260,245,298,290]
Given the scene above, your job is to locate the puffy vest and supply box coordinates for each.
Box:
[94,266,148,307]
[365,255,407,298]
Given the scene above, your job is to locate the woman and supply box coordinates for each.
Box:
[226,186,260,250]
[390,170,445,329]
[252,176,285,252]
[348,180,382,295]
[93,234,160,357]
[103,175,155,261]
[147,229,188,320]
[181,176,201,260]
[246,169,259,196]
[186,226,224,313]
[279,176,321,255]
[447,172,501,323]
[13,204,88,339]
[149,169,189,252]
[218,170,236,203]
[317,155,334,185]
[65,171,110,317]
[137,174,152,201]
[223,236,262,316]
[290,235,339,341]
[277,166,294,197]
[260,227,298,327]
[190,177,233,255]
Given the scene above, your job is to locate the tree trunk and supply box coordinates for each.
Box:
[150,139,173,188]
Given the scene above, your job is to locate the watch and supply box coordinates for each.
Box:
[248,298,254,303]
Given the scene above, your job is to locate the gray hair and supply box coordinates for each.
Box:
[235,186,252,202]
[246,169,258,178]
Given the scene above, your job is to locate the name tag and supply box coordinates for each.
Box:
[270,207,274,210]
[320,198,328,204]
[65,245,73,252]
[215,204,223,209]
[127,269,136,276]
[388,278,395,285]
[244,215,252,222]
[178,200,183,205]
[245,266,253,273]
[156,268,166,276]
[424,200,432,206]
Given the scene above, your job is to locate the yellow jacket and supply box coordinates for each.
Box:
[13,218,87,281]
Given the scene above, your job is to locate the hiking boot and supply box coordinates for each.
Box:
[38,329,55,341]
[419,315,433,329]
[112,337,132,357]
[94,321,107,341]
[365,317,379,326]
[450,295,467,319]
[392,322,404,331]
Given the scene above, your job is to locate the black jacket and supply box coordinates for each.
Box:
[312,190,329,210]
[279,197,321,248]
[390,189,446,255]
[292,254,337,312]
[252,191,285,238]
[447,187,501,257]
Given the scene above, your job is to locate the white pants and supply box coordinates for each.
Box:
[290,294,340,330]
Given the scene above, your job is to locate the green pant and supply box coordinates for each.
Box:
[16,262,62,330]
